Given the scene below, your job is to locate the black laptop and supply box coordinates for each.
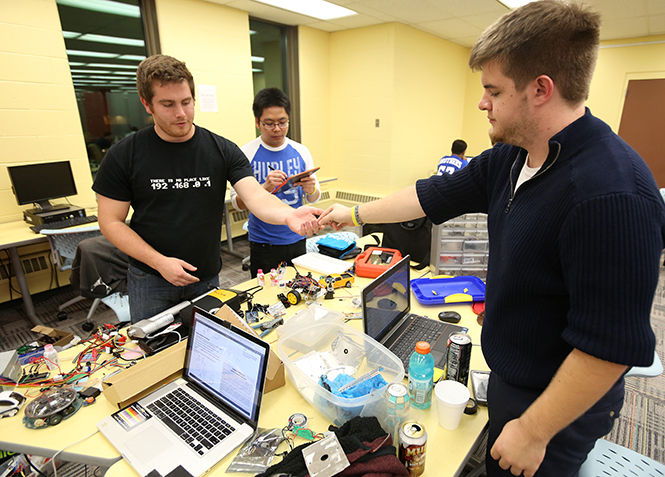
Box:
[362,255,467,374]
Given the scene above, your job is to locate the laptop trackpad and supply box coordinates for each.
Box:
[125,424,178,465]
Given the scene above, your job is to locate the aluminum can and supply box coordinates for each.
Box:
[385,382,410,434]
[446,332,472,385]
[398,421,427,476]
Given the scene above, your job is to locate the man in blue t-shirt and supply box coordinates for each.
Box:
[230,88,320,277]
[436,139,468,175]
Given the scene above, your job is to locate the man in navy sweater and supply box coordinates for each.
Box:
[319,1,665,476]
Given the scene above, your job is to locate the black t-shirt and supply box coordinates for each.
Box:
[93,125,253,278]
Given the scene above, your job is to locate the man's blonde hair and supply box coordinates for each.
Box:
[136,54,195,104]
[469,0,600,104]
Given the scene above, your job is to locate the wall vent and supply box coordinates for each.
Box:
[320,190,331,201]
[335,191,382,203]
[231,209,250,223]
[0,254,49,281]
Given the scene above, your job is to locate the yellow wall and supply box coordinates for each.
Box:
[392,24,469,181]
[155,0,256,146]
[588,36,665,131]
[324,23,477,194]
[298,26,331,176]
[0,0,96,224]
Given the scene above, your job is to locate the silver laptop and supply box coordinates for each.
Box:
[362,255,466,374]
[98,306,270,477]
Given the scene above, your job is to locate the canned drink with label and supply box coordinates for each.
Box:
[398,421,427,476]
[385,382,410,441]
[446,332,472,385]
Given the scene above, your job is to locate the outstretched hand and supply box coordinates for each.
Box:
[286,205,324,236]
[317,204,354,230]
[155,257,200,287]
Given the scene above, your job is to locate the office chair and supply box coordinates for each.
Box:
[625,351,663,378]
[579,438,665,476]
[40,227,130,329]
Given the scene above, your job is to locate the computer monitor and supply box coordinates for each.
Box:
[7,161,78,211]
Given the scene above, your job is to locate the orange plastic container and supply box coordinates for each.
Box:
[354,247,403,278]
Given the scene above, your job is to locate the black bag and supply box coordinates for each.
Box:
[363,217,432,269]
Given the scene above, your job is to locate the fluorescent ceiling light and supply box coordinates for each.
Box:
[117,54,146,61]
[111,71,137,75]
[496,0,537,8]
[88,75,125,80]
[87,63,137,69]
[253,0,357,20]
[68,62,86,66]
[252,68,263,73]
[251,56,265,63]
[62,30,81,39]
[56,0,140,18]
[250,29,257,35]
[66,49,119,58]
[78,33,144,47]
[70,69,111,74]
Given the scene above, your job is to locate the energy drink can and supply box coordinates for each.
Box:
[446,332,472,385]
[398,421,427,476]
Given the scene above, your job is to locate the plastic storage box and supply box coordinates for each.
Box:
[276,321,404,425]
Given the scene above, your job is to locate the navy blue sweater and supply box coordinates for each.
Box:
[417,109,665,390]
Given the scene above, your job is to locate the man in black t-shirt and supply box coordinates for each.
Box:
[93,55,322,323]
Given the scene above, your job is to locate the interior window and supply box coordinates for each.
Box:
[56,0,151,177]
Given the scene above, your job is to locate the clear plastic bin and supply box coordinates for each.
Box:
[276,321,404,425]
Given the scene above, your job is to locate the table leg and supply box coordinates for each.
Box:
[7,246,40,325]
[221,201,244,259]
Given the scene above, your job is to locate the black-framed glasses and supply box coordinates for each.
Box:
[260,120,289,130]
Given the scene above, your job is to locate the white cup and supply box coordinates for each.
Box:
[434,380,470,430]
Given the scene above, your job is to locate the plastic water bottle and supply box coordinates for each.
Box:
[43,344,60,371]
[257,269,265,286]
[408,341,434,409]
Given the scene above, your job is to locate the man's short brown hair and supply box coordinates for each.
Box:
[469,0,600,104]
[136,54,195,104]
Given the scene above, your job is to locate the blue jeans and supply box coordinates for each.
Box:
[127,264,220,323]
[485,372,623,476]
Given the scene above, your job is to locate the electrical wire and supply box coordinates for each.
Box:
[23,454,48,477]
[50,430,99,477]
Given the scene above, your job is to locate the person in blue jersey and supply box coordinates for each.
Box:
[230,88,320,277]
[93,57,322,322]
[317,2,665,476]
[436,139,468,175]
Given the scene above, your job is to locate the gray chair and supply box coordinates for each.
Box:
[579,438,665,477]
[41,228,130,328]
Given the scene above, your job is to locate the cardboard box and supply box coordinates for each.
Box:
[103,339,187,409]
[31,325,75,349]
[214,305,285,394]
[102,305,285,409]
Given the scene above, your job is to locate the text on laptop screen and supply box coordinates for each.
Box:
[187,312,267,422]
[363,257,410,342]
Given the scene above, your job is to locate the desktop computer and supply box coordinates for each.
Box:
[23,206,86,226]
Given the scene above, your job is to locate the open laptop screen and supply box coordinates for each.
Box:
[185,308,269,422]
[362,255,411,342]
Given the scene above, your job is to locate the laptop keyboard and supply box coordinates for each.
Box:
[146,388,236,456]
[391,314,449,371]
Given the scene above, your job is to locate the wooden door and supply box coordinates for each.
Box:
[618,78,665,187]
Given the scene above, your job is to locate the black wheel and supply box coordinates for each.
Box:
[48,414,63,426]
[81,322,95,332]
[56,311,68,321]
[287,290,301,305]
[345,282,352,288]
